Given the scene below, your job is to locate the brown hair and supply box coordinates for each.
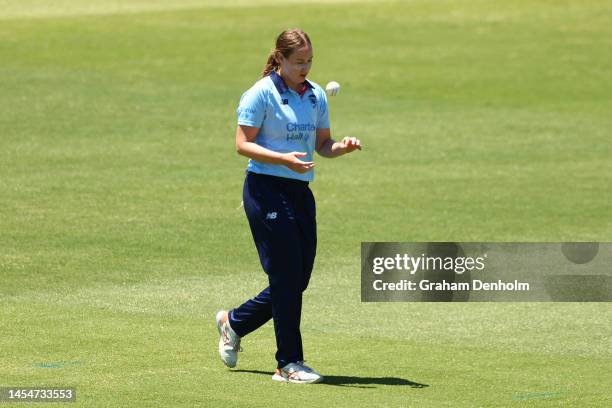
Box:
[262,28,312,77]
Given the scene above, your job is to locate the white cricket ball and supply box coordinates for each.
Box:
[325,81,340,97]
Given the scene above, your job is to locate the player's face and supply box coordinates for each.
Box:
[279,45,313,85]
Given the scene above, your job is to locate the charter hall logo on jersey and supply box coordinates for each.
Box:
[286,123,315,132]
[286,123,314,142]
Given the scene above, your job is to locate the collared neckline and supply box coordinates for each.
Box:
[269,70,313,95]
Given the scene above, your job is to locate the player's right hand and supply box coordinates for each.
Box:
[283,152,315,173]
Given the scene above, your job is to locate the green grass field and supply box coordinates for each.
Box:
[1,0,611,406]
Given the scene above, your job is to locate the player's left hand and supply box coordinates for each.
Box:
[340,136,362,154]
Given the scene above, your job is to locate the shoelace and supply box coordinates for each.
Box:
[222,323,243,352]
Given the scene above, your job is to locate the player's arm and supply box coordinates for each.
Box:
[315,128,362,158]
[236,125,315,173]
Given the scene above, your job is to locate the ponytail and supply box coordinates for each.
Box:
[262,51,279,77]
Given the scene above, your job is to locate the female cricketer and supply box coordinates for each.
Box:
[216,28,362,384]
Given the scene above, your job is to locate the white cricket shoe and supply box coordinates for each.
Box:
[272,361,323,384]
[216,310,241,368]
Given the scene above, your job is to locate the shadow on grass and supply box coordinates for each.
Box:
[232,370,429,389]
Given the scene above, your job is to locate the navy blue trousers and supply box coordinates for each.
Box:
[228,172,317,368]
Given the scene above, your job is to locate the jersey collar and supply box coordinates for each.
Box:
[270,71,313,95]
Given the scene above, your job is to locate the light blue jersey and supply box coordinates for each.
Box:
[237,71,330,182]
